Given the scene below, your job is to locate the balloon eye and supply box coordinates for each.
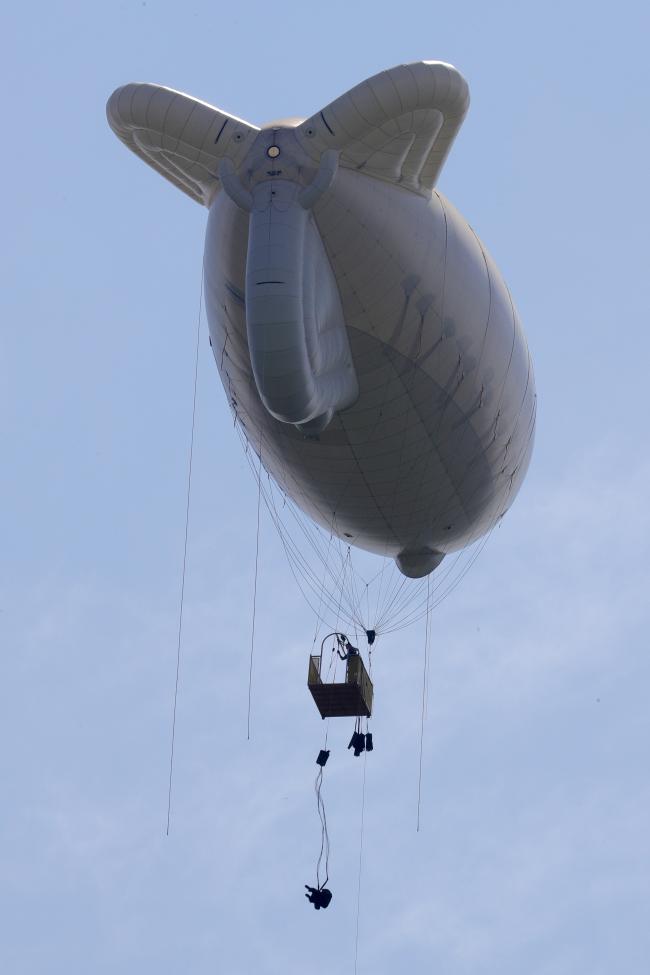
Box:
[267,146,280,158]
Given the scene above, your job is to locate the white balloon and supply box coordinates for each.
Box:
[108,62,535,578]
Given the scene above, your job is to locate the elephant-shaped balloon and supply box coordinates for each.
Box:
[107,61,535,578]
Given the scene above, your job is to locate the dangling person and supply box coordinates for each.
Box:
[305,885,333,909]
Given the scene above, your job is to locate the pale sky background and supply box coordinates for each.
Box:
[2,1,650,973]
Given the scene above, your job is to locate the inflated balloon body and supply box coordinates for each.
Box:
[107,61,535,578]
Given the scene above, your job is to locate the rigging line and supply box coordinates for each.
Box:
[332,535,374,592]
[266,486,362,625]
[166,269,203,836]
[247,432,263,740]
[334,549,349,633]
[317,530,366,626]
[350,560,369,631]
[335,537,356,619]
[322,541,363,626]
[263,492,322,582]
[379,554,460,631]
[373,542,466,633]
[331,558,352,635]
[275,532,346,626]
[381,495,510,634]
[343,546,364,629]
[375,572,407,626]
[375,573,411,630]
[416,575,432,832]
[311,537,361,627]
[379,543,475,632]
[376,572,410,624]
[382,550,473,632]
[264,492,355,628]
[362,552,389,591]
[277,492,370,627]
[262,486,343,630]
[373,552,391,627]
[235,435,349,626]
[312,529,334,646]
[376,552,452,634]
[354,749,368,975]
[373,573,399,631]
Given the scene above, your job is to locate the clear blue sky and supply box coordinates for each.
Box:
[2,1,650,973]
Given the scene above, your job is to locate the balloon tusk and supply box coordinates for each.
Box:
[298,150,339,210]
[218,158,253,212]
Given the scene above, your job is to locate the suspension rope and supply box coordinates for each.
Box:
[166,270,203,836]
[242,440,346,628]
[237,435,365,629]
[231,379,536,637]
[315,766,330,889]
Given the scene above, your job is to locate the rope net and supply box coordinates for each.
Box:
[233,410,535,638]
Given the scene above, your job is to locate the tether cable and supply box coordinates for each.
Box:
[247,432,263,740]
[416,574,432,832]
[166,270,203,835]
[354,748,368,975]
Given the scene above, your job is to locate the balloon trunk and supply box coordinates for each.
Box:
[219,154,358,434]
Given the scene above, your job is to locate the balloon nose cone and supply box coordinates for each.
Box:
[395,548,445,578]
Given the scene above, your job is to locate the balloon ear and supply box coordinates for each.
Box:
[298,150,339,209]
[292,61,469,196]
[106,83,259,206]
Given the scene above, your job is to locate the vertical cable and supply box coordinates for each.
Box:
[247,433,263,740]
[166,270,203,835]
[416,574,432,832]
[354,750,368,974]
